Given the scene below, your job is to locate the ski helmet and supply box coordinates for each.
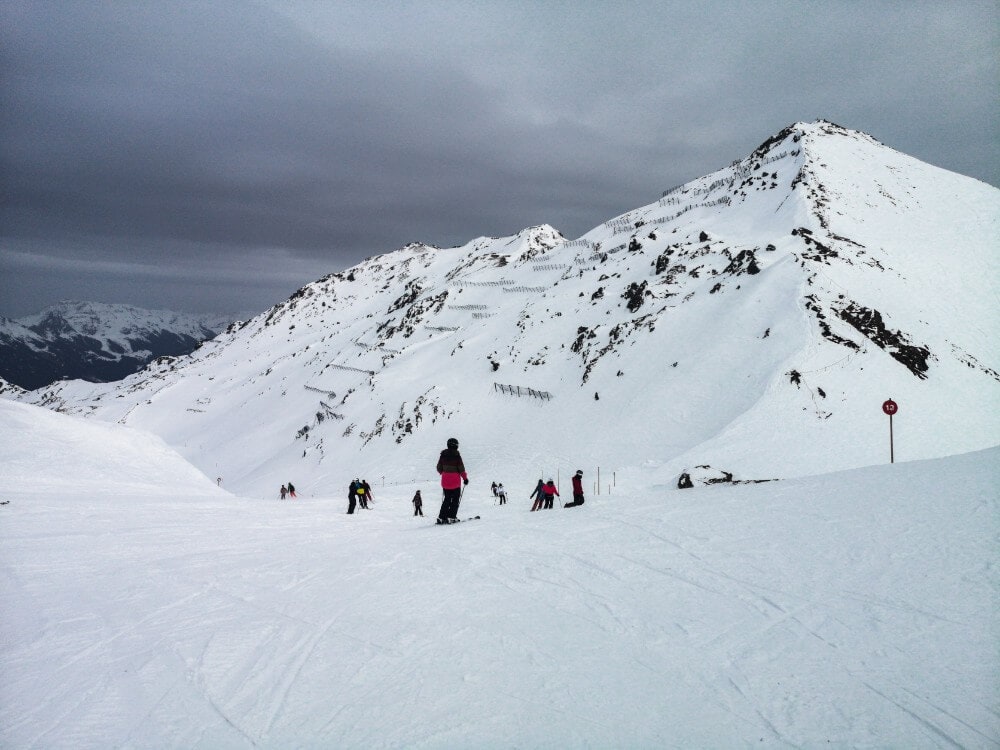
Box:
[575,470,583,476]
[447,438,459,449]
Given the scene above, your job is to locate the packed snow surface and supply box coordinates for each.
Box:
[1,400,997,748]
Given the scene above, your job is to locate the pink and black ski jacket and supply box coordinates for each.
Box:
[437,448,468,490]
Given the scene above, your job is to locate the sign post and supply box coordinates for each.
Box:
[882,399,898,463]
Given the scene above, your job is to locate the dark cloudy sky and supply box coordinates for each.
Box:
[2,1,997,318]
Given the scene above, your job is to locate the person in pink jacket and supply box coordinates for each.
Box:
[542,479,559,509]
[436,437,469,523]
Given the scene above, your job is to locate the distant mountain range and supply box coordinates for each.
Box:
[0,301,235,390]
[12,121,999,493]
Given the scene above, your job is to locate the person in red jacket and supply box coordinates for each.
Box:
[565,470,585,507]
[542,479,559,509]
[436,437,469,524]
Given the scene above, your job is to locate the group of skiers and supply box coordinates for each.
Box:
[276,438,584,520]
[346,478,373,513]
[430,437,585,523]
[490,482,508,504]
[526,471,586,510]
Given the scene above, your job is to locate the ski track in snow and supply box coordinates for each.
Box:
[2,442,998,748]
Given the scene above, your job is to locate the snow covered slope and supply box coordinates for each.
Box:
[16,121,1000,497]
[0,300,231,390]
[0,399,225,496]
[0,400,996,748]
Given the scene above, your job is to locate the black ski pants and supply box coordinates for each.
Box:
[438,487,462,520]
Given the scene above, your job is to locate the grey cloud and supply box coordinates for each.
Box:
[1,0,996,318]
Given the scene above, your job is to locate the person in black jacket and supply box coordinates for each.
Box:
[347,479,358,514]
[412,490,424,516]
[529,479,545,511]
[436,437,469,523]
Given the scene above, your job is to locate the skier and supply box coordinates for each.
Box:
[529,479,545,511]
[356,479,368,509]
[413,490,424,516]
[279,484,288,500]
[361,479,373,507]
[497,483,507,505]
[543,479,559,509]
[565,470,585,507]
[347,480,358,514]
[491,481,498,497]
[436,437,469,524]
[287,481,297,499]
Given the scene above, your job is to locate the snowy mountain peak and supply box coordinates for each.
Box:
[15,121,999,495]
[0,301,235,390]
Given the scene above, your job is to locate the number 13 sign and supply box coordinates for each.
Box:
[882,399,899,462]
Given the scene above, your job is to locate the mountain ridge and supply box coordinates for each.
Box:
[13,120,999,495]
[0,300,235,389]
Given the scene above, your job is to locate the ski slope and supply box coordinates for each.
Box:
[1,400,997,748]
[20,123,1000,500]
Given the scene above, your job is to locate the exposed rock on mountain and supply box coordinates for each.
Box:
[15,121,999,492]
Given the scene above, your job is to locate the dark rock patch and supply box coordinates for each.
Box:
[838,303,931,378]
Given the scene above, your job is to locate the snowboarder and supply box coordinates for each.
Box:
[413,490,424,516]
[565,470,585,507]
[436,437,468,524]
[279,484,288,500]
[347,480,358,514]
[529,479,545,511]
[543,479,559,509]
[287,481,296,499]
[497,483,507,505]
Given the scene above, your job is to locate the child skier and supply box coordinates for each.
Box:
[543,479,559,509]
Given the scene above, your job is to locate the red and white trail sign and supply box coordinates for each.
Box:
[882,399,899,462]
